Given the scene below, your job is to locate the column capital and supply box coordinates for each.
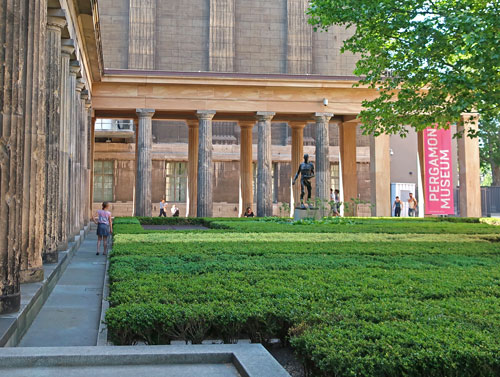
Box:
[314,112,334,123]
[186,119,198,128]
[289,121,307,129]
[47,16,66,31]
[81,89,89,100]
[85,100,92,110]
[76,79,85,92]
[69,60,81,76]
[136,108,155,118]
[61,39,75,57]
[255,112,275,122]
[238,120,255,129]
[196,110,216,120]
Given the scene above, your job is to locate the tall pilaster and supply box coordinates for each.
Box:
[458,114,481,217]
[20,0,48,283]
[286,0,312,74]
[256,112,275,217]
[57,39,74,250]
[135,109,155,216]
[209,0,235,72]
[290,122,306,208]
[340,117,358,215]
[239,121,254,214]
[0,0,26,314]
[196,110,216,217]
[44,11,66,263]
[186,120,199,217]
[314,113,333,202]
[128,0,156,70]
[82,94,91,225]
[370,134,391,216]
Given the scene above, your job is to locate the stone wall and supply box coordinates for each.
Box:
[98,0,358,75]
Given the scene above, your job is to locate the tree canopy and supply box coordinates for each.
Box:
[308,0,500,136]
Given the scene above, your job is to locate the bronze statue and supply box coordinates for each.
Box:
[293,154,315,208]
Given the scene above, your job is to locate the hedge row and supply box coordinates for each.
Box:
[106,218,500,376]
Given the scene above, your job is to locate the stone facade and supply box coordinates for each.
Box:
[98,0,358,76]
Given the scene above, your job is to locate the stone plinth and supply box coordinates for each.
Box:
[293,207,329,221]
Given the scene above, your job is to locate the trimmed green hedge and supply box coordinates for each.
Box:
[106,217,500,376]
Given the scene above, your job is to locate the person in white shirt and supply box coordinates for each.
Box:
[171,204,180,217]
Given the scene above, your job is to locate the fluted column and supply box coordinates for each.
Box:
[83,95,91,225]
[135,109,155,216]
[197,110,216,217]
[209,0,235,72]
[239,121,254,214]
[370,134,391,216]
[286,0,312,74]
[43,12,66,263]
[314,113,333,202]
[67,61,80,239]
[20,0,48,283]
[57,39,74,250]
[0,0,26,313]
[458,114,481,217]
[256,112,275,217]
[186,120,199,217]
[128,0,156,69]
[74,79,85,233]
[340,117,358,215]
[290,122,306,208]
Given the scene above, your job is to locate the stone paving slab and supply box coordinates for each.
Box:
[0,345,290,377]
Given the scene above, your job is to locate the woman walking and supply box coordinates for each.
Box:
[94,202,113,255]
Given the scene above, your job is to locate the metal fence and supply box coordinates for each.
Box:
[454,186,500,217]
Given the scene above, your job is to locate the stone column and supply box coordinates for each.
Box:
[339,117,358,215]
[209,0,235,72]
[290,122,305,208]
[286,0,312,74]
[43,11,66,263]
[458,114,481,217]
[0,0,27,314]
[135,109,155,217]
[57,39,74,250]
[314,113,333,202]
[75,79,85,233]
[128,0,156,70]
[89,117,96,220]
[370,134,391,216]
[83,95,91,225]
[186,120,199,217]
[196,110,216,217]
[256,112,275,217]
[239,121,254,214]
[67,62,80,239]
[20,0,48,283]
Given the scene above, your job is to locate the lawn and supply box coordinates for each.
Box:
[106,217,500,377]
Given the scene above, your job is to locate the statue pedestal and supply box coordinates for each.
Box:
[293,207,329,221]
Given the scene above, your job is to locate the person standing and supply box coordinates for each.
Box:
[408,193,418,217]
[393,196,402,217]
[159,199,167,217]
[94,202,112,256]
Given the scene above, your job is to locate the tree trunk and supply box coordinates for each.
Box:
[492,162,500,187]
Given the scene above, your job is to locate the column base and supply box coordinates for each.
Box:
[57,241,69,251]
[19,267,44,284]
[43,251,59,264]
[0,291,21,314]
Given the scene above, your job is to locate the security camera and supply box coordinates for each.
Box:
[323,98,328,106]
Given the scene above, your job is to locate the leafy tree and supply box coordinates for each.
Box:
[308,0,500,136]
[478,116,500,185]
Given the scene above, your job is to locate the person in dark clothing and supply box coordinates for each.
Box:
[393,196,402,217]
[243,207,255,217]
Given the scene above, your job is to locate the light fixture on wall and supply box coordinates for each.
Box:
[323,98,328,106]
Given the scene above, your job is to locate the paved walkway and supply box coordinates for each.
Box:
[19,231,107,347]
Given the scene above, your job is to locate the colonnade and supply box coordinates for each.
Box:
[132,110,377,218]
[0,2,92,314]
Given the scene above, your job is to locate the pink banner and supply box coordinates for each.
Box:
[423,126,454,215]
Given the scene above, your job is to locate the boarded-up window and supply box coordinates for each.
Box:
[165,162,187,202]
[94,161,114,202]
